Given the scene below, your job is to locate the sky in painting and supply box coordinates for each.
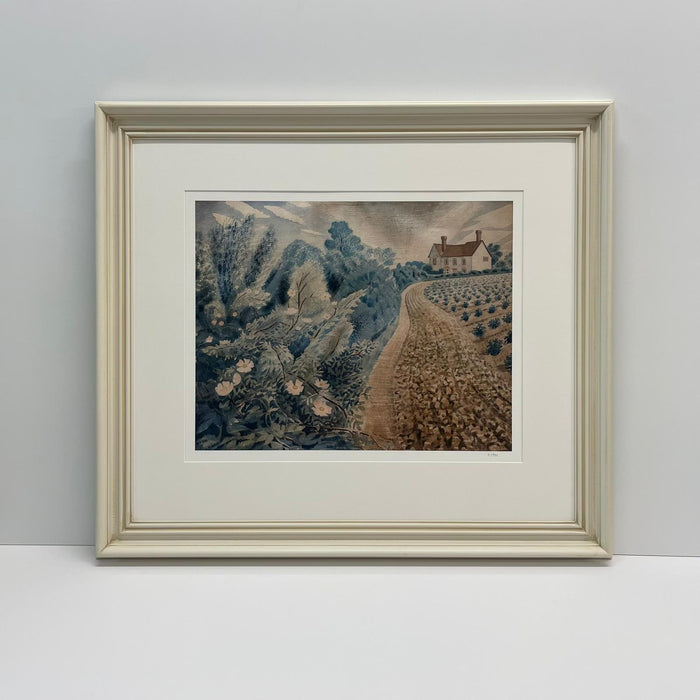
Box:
[196,200,513,263]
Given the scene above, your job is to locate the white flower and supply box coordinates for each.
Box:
[236,358,254,373]
[211,319,219,326]
[215,380,234,396]
[314,379,329,390]
[231,311,238,317]
[285,379,304,395]
[205,336,213,343]
[218,320,224,326]
[311,398,332,417]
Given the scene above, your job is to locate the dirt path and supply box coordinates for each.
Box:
[362,282,511,450]
[361,283,419,445]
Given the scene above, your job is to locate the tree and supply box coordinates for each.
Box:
[245,227,277,288]
[195,229,224,320]
[393,261,430,290]
[488,243,513,272]
[487,243,503,267]
[287,261,331,326]
[324,221,363,257]
[210,215,256,309]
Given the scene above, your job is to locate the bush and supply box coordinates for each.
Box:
[488,305,496,314]
[501,300,509,309]
[474,308,483,317]
[461,312,470,322]
[473,323,486,338]
[486,338,503,356]
[504,330,512,344]
[503,311,512,324]
[488,318,501,329]
[504,353,512,373]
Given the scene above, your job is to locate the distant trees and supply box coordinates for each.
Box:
[393,261,431,291]
[324,220,363,257]
[322,221,402,344]
[487,242,513,272]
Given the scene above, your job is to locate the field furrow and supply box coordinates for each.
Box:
[363,274,513,451]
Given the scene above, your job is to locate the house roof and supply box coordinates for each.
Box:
[430,240,487,258]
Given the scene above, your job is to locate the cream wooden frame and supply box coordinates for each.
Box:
[96,101,613,559]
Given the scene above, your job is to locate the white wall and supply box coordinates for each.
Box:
[1,0,699,554]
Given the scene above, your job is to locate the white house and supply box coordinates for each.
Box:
[428,230,492,273]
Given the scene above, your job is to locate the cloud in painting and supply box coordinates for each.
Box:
[212,213,235,226]
[264,205,306,225]
[300,228,325,237]
[225,201,269,218]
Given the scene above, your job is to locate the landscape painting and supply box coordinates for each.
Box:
[195,200,514,451]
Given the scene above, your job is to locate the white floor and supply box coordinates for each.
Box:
[1,547,698,699]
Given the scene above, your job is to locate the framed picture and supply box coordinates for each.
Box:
[96,101,613,558]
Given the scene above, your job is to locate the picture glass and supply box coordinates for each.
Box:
[195,200,514,452]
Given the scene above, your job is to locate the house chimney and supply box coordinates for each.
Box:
[441,235,447,253]
[475,229,482,243]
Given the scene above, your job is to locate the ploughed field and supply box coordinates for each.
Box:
[363,273,513,451]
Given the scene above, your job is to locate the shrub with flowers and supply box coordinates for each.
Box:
[196,219,389,450]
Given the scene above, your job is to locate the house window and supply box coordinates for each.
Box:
[483,256,488,262]
[452,258,456,265]
[462,258,466,264]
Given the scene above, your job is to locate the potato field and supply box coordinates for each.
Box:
[371,274,513,451]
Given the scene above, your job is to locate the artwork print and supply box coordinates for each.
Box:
[195,200,514,451]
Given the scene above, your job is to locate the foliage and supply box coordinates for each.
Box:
[488,242,513,272]
[322,222,402,345]
[264,239,324,308]
[486,338,503,356]
[324,220,363,257]
[196,217,277,327]
[211,216,255,308]
[424,274,513,371]
[487,243,502,267]
[393,261,431,290]
[196,217,407,450]
[244,227,276,288]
